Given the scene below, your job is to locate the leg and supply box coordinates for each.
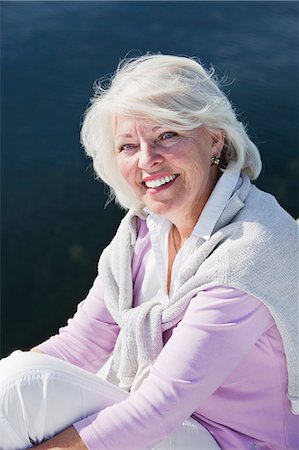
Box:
[0,350,128,450]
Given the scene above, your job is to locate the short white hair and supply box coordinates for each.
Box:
[81,53,262,209]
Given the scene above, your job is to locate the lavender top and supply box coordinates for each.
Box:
[39,224,298,449]
[38,170,298,448]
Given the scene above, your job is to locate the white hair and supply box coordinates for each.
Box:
[81,53,262,209]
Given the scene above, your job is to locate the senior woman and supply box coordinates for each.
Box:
[1,54,298,450]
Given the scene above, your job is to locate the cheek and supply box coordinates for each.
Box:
[184,152,206,173]
[189,166,205,187]
[116,158,138,190]
[117,158,131,179]
[183,159,211,192]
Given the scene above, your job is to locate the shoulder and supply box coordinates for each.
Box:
[203,183,298,289]
[114,209,147,242]
[222,183,298,251]
[243,183,296,233]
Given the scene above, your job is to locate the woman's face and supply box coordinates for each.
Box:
[114,116,224,228]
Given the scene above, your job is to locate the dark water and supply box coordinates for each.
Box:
[1,1,298,357]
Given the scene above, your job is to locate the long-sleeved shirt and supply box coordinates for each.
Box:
[38,170,299,449]
[38,237,299,449]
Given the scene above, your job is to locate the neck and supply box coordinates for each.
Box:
[169,168,221,242]
[172,223,192,249]
[169,201,205,245]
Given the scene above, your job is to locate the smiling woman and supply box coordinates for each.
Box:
[114,117,226,294]
[1,53,298,450]
[81,54,261,211]
[114,118,224,270]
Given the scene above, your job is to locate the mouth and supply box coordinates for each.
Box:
[143,174,178,189]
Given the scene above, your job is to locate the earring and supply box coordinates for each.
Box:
[210,155,220,166]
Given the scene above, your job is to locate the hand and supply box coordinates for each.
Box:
[30,348,45,353]
[34,426,87,449]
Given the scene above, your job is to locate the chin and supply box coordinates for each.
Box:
[145,202,177,219]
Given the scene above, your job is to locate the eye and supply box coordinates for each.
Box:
[160,131,177,141]
[118,143,138,152]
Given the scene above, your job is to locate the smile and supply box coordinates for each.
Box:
[144,174,178,189]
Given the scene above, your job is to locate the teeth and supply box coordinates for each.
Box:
[145,174,177,188]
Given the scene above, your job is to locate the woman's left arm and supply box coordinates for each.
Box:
[71,287,274,450]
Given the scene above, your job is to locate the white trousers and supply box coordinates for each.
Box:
[0,351,220,450]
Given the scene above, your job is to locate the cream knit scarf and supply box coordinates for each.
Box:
[98,175,299,414]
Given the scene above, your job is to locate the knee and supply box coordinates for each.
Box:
[0,351,52,449]
[0,350,57,414]
[1,350,52,381]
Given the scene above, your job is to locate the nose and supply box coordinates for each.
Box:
[138,140,163,170]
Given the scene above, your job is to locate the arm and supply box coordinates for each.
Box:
[33,275,120,373]
[73,287,274,449]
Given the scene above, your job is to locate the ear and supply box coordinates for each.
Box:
[210,129,225,154]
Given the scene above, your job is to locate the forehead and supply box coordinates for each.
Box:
[114,115,163,139]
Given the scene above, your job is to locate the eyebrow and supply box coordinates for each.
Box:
[115,133,133,140]
[115,126,164,141]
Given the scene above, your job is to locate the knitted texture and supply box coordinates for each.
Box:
[98,175,299,413]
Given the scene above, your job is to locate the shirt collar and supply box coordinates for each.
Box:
[192,167,240,240]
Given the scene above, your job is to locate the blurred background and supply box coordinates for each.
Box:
[1,1,298,357]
